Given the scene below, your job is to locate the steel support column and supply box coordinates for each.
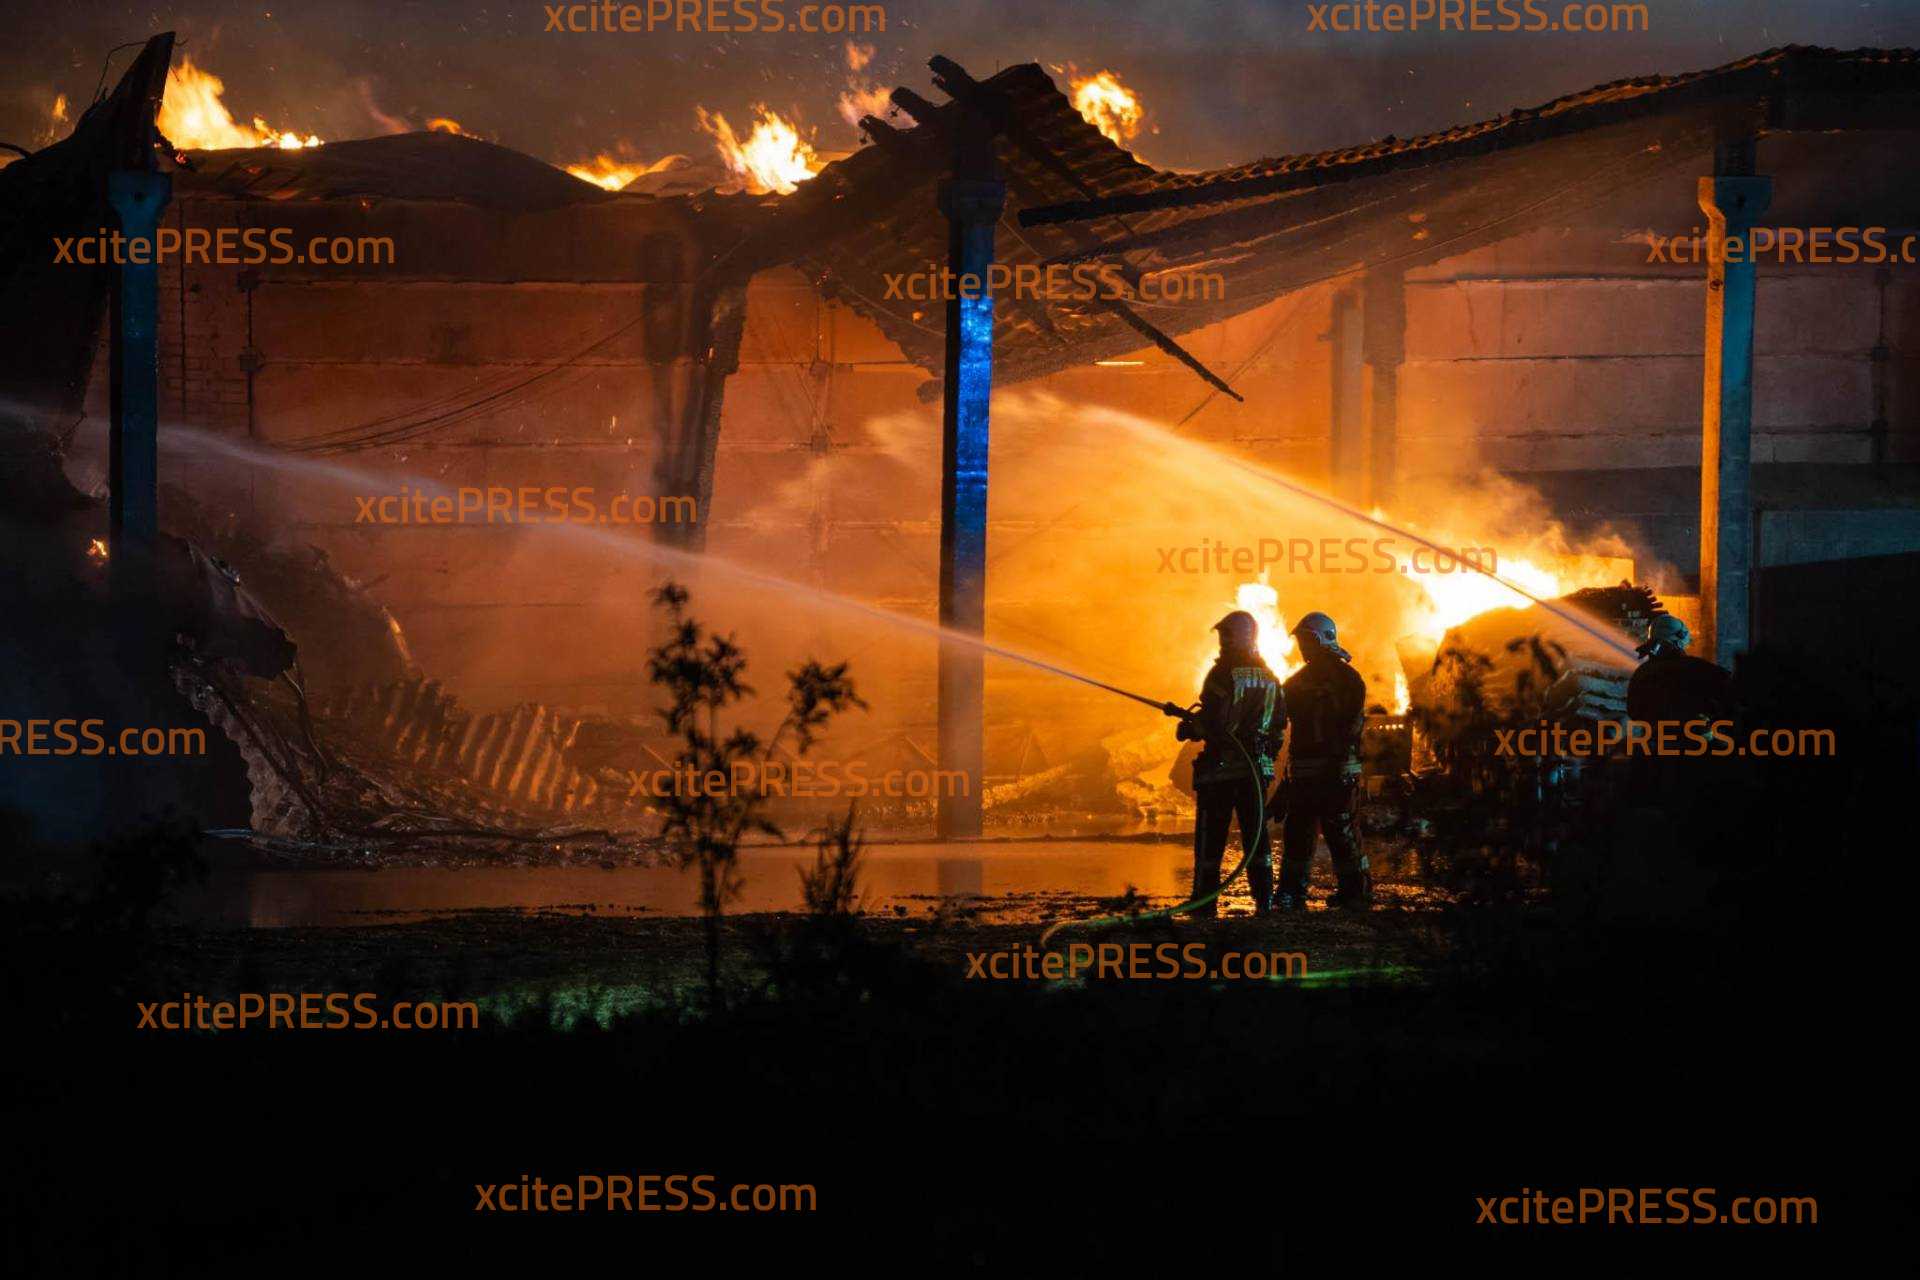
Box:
[1697,144,1771,665]
[107,170,171,557]
[935,157,1004,839]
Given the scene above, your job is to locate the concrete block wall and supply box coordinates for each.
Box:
[1399,229,1897,476]
[155,199,252,434]
[107,193,724,709]
[94,137,1914,730]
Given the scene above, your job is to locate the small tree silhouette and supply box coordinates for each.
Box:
[798,804,864,918]
[645,581,865,1004]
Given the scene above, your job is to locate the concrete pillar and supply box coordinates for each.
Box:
[1362,269,1406,508]
[107,170,171,553]
[935,166,1005,840]
[663,279,748,552]
[1329,291,1366,502]
[1696,143,1772,665]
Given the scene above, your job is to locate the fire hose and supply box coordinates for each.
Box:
[1036,680,1270,949]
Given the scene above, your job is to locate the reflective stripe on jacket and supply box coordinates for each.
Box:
[1192,652,1284,785]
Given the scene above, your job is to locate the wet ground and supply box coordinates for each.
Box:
[148,835,1443,1017]
[178,836,1204,926]
[174,833,1430,927]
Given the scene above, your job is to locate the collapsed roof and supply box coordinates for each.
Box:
[7,40,1919,427]
[794,46,1920,391]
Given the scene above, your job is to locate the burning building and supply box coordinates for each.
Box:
[5,37,1918,843]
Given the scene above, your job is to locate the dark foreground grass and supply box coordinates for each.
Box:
[4,649,1909,1274]
[2,847,1897,1274]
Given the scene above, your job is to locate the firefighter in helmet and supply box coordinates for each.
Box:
[1626,614,1735,726]
[1175,610,1285,917]
[1275,611,1371,910]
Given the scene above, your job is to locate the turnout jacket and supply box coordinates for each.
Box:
[1188,649,1285,786]
[1626,650,1736,726]
[1281,654,1367,779]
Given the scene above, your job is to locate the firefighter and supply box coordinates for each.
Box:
[1623,612,1739,809]
[1275,611,1371,910]
[1626,614,1735,726]
[1176,610,1284,917]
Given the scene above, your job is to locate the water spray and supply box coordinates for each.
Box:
[127,415,1603,945]
[1107,413,1645,665]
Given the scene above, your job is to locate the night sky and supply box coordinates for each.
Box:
[4,1,1918,177]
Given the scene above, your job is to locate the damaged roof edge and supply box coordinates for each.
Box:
[1019,45,1920,227]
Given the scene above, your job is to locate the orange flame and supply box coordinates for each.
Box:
[1070,70,1144,147]
[1408,554,1571,641]
[86,538,109,562]
[563,151,688,192]
[1198,542,1625,708]
[0,92,68,167]
[696,105,820,195]
[159,56,322,151]
[45,93,69,145]
[427,117,473,136]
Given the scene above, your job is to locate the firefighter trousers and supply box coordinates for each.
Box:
[1192,775,1274,915]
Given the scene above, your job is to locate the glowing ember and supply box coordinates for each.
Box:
[697,105,820,195]
[836,41,894,127]
[159,56,322,151]
[563,152,687,192]
[1070,70,1144,147]
[86,538,109,562]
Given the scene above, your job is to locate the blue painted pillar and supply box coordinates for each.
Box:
[935,175,1004,839]
[107,170,172,556]
[1696,145,1771,665]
